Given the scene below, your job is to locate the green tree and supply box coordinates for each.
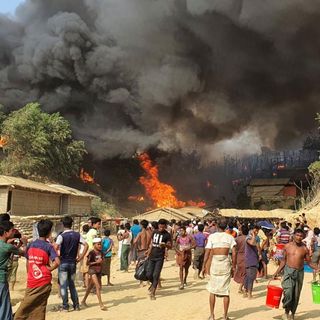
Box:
[0,103,86,182]
[91,197,119,218]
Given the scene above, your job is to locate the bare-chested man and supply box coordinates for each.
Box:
[273,228,319,320]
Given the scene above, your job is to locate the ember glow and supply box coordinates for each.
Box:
[138,153,206,209]
[128,195,145,202]
[0,136,8,148]
[80,168,95,184]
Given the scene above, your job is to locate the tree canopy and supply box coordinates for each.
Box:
[0,103,86,183]
[91,197,119,218]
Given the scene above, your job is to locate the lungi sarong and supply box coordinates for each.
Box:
[137,249,147,262]
[101,257,111,276]
[176,249,192,267]
[0,282,13,320]
[14,283,52,320]
[282,265,304,315]
[193,247,205,270]
[120,244,131,271]
[207,255,232,296]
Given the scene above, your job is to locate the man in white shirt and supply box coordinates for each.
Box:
[119,223,132,272]
[202,219,236,320]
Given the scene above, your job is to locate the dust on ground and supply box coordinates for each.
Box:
[11,251,319,320]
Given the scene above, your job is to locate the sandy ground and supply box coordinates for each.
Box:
[10,251,319,320]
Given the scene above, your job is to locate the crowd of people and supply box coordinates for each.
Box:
[0,212,319,320]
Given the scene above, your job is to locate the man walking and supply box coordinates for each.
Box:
[146,219,172,300]
[274,228,319,320]
[55,216,88,312]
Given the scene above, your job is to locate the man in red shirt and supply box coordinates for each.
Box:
[14,220,60,320]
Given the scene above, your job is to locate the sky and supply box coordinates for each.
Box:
[0,0,24,14]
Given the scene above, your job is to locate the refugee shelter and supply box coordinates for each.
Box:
[132,206,210,221]
[0,175,95,216]
[247,178,297,210]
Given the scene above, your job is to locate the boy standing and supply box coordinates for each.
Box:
[81,238,107,310]
[14,220,60,320]
[86,218,102,250]
[0,221,26,320]
[101,230,114,286]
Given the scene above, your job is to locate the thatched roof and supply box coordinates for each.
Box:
[249,178,291,186]
[132,206,210,221]
[133,206,294,222]
[0,175,96,198]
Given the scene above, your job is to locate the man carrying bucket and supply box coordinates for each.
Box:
[273,228,319,320]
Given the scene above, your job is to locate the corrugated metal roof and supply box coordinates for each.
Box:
[249,178,291,186]
[0,175,95,198]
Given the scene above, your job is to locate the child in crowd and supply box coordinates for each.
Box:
[80,224,90,288]
[81,238,107,311]
[14,220,60,320]
[102,230,114,286]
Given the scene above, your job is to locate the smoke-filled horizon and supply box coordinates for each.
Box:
[0,0,319,161]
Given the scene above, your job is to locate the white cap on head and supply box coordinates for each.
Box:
[93,237,102,243]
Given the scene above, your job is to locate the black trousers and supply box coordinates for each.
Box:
[146,258,164,289]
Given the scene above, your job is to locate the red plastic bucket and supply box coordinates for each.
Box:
[266,279,283,308]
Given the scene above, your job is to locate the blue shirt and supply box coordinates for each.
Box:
[102,237,113,258]
[194,232,206,247]
[130,224,142,238]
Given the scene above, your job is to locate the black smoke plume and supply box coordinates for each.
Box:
[1,0,320,161]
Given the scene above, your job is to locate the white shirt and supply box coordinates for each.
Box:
[205,232,236,249]
[55,229,86,246]
[122,231,132,245]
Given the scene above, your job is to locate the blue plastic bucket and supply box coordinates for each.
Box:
[304,262,313,273]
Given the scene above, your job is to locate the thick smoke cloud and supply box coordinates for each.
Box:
[1,0,320,160]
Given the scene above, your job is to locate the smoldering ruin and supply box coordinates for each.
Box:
[1,0,320,208]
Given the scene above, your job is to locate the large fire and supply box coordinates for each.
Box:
[138,153,206,208]
[80,168,95,184]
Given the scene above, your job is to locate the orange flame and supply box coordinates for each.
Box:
[80,168,95,184]
[128,195,145,202]
[0,136,8,148]
[138,153,206,208]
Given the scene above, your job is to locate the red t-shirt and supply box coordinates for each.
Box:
[26,239,58,288]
